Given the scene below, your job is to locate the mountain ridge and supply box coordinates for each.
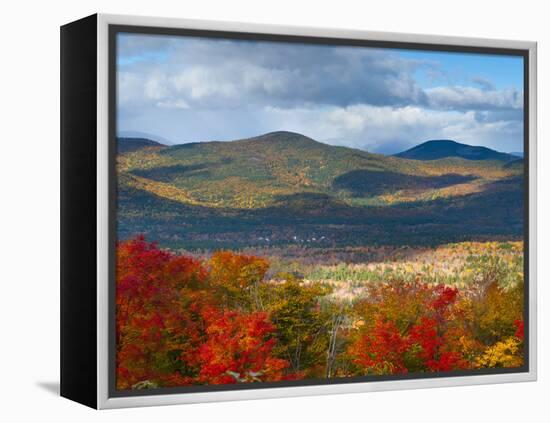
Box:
[116,131,524,248]
[117,131,521,211]
[117,137,166,154]
[394,139,515,162]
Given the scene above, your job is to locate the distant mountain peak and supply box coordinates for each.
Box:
[417,139,460,147]
[229,131,326,149]
[117,137,165,154]
[117,131,173,145]
[394,139,515,162]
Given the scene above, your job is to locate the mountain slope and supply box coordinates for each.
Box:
[503,158,524,170]
[394,139,515,162]
[116,132,524,248]
[117,132,521,210]
[119,131,401,208]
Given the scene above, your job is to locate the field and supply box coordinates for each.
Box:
[247,241,524,297]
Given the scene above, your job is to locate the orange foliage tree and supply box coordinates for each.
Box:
[116,236,290,389]
[348,282,469,375]
[116,236,525,389]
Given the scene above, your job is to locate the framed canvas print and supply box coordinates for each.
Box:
[60,13,537,409]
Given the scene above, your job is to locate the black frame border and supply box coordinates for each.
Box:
[107,23,531,399]
[60,14,98,409]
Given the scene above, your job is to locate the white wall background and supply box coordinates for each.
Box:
[1,0,547,421]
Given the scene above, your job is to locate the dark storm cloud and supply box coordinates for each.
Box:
[118,35,431,110]
[118,34,524,115]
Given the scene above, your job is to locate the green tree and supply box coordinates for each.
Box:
[260,275,332,377]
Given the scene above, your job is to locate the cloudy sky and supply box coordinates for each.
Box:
[116,32,524,154]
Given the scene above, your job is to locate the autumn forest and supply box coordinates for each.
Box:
[115,133,526,391]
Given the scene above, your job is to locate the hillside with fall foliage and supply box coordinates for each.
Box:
[115,132,524,249]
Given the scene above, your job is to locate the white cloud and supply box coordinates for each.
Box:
[471,76,496,91]
[156,99,190,109]
[426,86,522,111]
[117,41,433,110]
[262,104,522,154]
[144,75,170,100]
[117,72,143,105]
[116,34,524,153]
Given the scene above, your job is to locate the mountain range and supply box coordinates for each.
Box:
[116,132,524,248]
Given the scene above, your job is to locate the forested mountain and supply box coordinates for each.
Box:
[116,132,524,248]
[394,139,516,162]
